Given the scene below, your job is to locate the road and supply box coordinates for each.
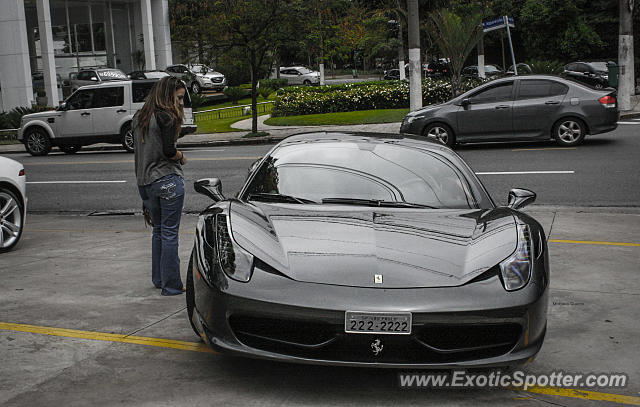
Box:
[8,120,640,213]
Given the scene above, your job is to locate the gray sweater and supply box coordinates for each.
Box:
[133,113,183,186]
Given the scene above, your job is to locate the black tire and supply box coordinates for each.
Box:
[59,145,81,154]
[303,79,311,85]
[0,188,24,253]
[594,82,604,90]
[23,127,52,156]
[553,117,586,146]
[186,249,201,338]
[191,82,200,94]
[121,122,134,153]
[423,122,456,147]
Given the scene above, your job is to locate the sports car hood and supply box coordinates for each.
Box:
[229,203,517,288]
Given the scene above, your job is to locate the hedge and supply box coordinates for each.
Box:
[271,78,484,117]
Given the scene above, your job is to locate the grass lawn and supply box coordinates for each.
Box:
[195,96,272,111]
[264,108,409,126]
[195,113,271,134]
[194,97,274,133]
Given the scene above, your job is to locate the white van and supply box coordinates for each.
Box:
[18,80,196,156]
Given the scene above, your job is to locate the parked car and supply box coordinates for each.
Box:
[383,68,402,80]
[562,61,610,89]
[18,79,197,156]
[0,156,26,253]
[400,75,619,147]
[127,70,169,80]
[186,131,549,368]
[462,64,504,78]
[278,66,320,85]
[424,60,450,77]
[506,63,532,75]
[166,64,227,94]
[69,68,129,92]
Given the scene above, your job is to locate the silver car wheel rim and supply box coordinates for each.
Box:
[558,121,581,143]
[27,132,46,153]
[125,129,134,150]
[0,192,22,249]
[428,126,449,144]
[193,83,199,93]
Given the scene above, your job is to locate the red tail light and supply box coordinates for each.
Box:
[18,169,25,176]
[598,95,616,107]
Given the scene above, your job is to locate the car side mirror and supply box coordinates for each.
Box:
[90,77,98,81]
[57,102,67,111]
[507,188,536,210]
[461,98,471,107]
[194,178,225,202]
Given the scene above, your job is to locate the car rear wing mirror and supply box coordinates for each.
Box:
[459,98,471,107]
[194,178,225,202]
[57,102,67,111]
[507,188,536,210]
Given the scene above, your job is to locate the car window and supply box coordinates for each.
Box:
[89,72,99,81]
[517,80,568,99]
[66,89,95,109]
[77,71,89,80]
[132,81,155,103]
[93,87,124,108]
[471,82,513,103]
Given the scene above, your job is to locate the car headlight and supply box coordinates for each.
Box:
[215,213,254,282]
[499,224,532,291]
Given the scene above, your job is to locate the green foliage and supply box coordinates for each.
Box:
[526,59,565,75]
[258,78,288,90]
[223,87,248,105]
[0,105,54,130]
[258,87,274,99]
[189,93,207,109]
[272,78,482,117]
[243,131,270,138]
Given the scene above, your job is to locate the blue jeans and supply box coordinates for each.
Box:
[138,174,185,296]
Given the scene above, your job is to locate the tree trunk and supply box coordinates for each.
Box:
[618,0,635,110]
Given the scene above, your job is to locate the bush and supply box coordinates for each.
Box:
[526,59,565,75]
[223,86,248,105]
[259,78,288,90]
[271,78,482,117]
[189,93,207,109]
[0,105,55,129]
[258,87,273,99]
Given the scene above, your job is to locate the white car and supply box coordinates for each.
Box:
[278,66,320,85]
[0,156,26,253]
[166,64,227,94]
[18,80,197,156]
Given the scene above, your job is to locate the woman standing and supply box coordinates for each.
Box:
[133,77,188,296]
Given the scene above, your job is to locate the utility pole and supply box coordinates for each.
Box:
[618,0,634,111]
[407,0,422,111]
[397,17,405,81]
[477,35,485,79]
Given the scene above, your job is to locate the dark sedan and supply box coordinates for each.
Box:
[400,75,619,147]
[186,132,549,368]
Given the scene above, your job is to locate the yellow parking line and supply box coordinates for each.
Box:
[25,156,261,166]
[0,322,215,354]
[511,147,577,151]
[521,385,640,406]
[549,239,640,247]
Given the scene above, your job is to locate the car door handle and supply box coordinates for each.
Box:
[81,112,91,116]
[545,101,560,105]
[495,105,510,109]
[116,109,127,113]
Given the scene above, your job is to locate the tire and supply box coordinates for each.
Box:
[191,82,200,94]
[121,122,134,153]
[303,79,311,85]
[423,122,456,147]
[553,117,586,146]
[186,249,202,338]
[23,127,52,156]
[59,145,81,154]
[0,188,24,253]
[594,82,604,90]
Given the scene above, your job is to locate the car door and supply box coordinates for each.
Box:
[456,80,515,141]
[512,79,569,139]
[280,69,300,85]
[92,86,126,136]
[59,88,95,138]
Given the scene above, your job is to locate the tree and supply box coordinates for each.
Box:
[428,9,483,96]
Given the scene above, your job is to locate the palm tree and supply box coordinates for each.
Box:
[428,9,483,97]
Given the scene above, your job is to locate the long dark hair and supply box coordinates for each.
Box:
[136,76,186,142]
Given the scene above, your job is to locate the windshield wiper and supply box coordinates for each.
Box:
[321,197,436,209]
[248,192,316,204]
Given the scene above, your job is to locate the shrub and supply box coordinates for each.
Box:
[259,78,288,90]
[258,87,273,99]
[0,105,55,129]
[271,78,482,117]
[526,59,565,75]
[223,86,248,105]
[189,93,207,109]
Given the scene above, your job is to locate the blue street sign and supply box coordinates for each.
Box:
[482,16,514,32]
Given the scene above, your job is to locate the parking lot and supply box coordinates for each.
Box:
[1,122,640,406]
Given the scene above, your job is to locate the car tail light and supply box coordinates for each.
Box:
[598,95,616,108]
[19,169,25,176]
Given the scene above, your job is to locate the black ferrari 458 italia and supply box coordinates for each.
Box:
[187,132,549,368]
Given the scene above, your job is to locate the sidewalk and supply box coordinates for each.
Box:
[1,95,638,155]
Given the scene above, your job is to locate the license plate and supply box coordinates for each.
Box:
[345,311,412,335]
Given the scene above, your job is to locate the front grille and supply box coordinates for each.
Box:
[211,77,223,83]
[229,315,521,364]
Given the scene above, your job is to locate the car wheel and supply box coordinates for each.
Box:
[553,118,586,146]
[0,188,24,253]
[59,145,81,154]
[423,123,456,147]
[121,122,134,153]
[594,82,604,90]
[303,79,311,85]
[24,127,52,156]
[191,82,200,94]
[186,249,202,338]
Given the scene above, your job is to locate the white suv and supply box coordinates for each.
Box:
[18,80,197,156]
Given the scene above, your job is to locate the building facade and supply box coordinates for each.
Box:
[0,0,173,111]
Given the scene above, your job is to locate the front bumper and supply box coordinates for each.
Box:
[191,257,548,368]
[180,124,197,136]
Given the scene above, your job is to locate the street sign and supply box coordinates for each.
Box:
[482,16,514,33]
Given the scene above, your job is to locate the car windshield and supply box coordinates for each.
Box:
[244,140,485,209]
[296,67,313,74]
[485,65,501,72]
[589,62,608,72]
[190,65,210,73]
[97,70,128,81]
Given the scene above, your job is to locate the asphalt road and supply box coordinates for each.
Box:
[10,120,640,213]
